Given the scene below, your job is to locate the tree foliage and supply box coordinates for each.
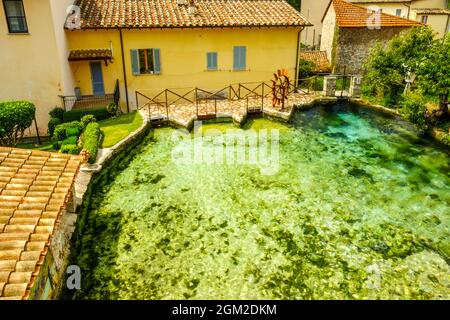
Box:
[298,58,316,79]
[0,101,36,147]
[399,90,429,131]
[416,32,450,111]
[362,27,435,105]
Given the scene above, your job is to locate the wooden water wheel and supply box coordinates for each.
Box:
[271,69,290,109]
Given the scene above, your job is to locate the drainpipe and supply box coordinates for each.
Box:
[403,3,411,19]
[294,28,302,88]
[119,28,130,113]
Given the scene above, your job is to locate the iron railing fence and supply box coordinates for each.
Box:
[136,78,321,119]
[60,79,120,111]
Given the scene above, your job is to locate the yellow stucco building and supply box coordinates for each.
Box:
[0,0,310,134]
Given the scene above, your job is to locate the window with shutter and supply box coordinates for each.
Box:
[233,46,246,71]
[131,48,161,75]
[206,52,218,70]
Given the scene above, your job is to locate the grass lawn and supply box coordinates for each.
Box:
[17,141,56,152]
[99,111,143,148]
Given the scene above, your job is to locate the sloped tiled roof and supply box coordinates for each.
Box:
[71,0,312,29]
[325,0,422,27]
[412,8,450,15]
[0,147,81,300]
[299,51,331,73]
[68,49,113,61]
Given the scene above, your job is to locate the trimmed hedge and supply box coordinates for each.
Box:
[81,114,96,128]
[82,122,101,164]
[47,117,62,137]
[60,144,80,155]
[53,121,83,140]
[62,135,78,146]
[63,107,110,122]
[0,101,35,147]
[49,107,65,121]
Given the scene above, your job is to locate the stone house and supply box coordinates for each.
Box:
[300,0,449,47]
[320,0,421,74]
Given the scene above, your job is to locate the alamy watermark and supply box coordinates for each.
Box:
[66,265,81,290]
[170,121,280,175]
[366,6,382,30]
[65,5,81,30]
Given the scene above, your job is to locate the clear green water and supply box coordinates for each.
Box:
[74,103,450,300]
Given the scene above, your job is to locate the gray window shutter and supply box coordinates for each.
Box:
[213,52,218,69]
[240,47,246,70]
[207,52,217,70]
[233,46,239,70]
[153,48,161,74]
[131,49,140,75]
[233,46,246,70]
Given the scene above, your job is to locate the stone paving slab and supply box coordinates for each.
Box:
[141,92,318,128]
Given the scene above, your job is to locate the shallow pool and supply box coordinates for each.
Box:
[73,103,449,299]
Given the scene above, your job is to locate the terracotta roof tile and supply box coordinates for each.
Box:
[0,147,81,300]
[299,50,331,73]
[72,0,311,29]
[329,0,422,27]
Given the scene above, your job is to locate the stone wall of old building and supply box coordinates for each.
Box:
[334,27,410,75]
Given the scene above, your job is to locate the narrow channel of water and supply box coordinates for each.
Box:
[73,103,449,299]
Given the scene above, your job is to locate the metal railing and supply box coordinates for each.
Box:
[136,78,320,119]
[60,79,120,111]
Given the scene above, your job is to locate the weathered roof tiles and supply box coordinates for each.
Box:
[327,0,422,28]
[71,0,312,29]
[299,51,331,73]
[0,147,81,300]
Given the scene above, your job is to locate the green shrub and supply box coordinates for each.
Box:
[298,58,316,79]
[106,102,119,116]
[66,127,81,137]
[400,90,429,131]
[63,107,110,122]
[0,101,36,147]
[47,117,62,137]
[53,121,83,140]
[52,140,62,150]
[62,135,78,146]
[49,107,65,121]
[82,122,101,164]
[60,144,80,155]
[81,114,97,128]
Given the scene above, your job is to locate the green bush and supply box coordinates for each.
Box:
[82,122,101,164]
[0,101,36,147]
[106,103,119,116]
[63,107,110,122]
[52,140,62,150]
[400,90,429,131]
[81,114,97,128]
[49,107,65,121]
[62,136,78,146]
[66,127,81,137]
[298,59,316,79]
[60,144,80,155]
[47,117,62,137]
[53,121,83,140]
